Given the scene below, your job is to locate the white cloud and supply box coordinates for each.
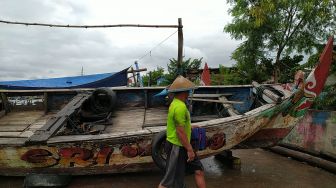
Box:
[0,0,239,81]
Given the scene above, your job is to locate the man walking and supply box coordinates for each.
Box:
[158,76,206,188]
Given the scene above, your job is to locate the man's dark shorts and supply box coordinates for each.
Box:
[160,141,204,188]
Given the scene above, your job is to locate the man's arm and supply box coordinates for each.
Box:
[176,126,195,162]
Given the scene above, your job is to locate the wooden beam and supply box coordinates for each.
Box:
[188,97,243,104]
[252,81,283,103]
[26,93,90,144]
[0,93,10,114]
[0,20,179,29]
[0,110,5,118]
[192,93,233,98]
[219,96,240,116]
[177,18,183,76]
[43,92,48,114]
[269,146,336,174]
[127,68,147,73]
[130,67,137,86]
[0,137,27,146]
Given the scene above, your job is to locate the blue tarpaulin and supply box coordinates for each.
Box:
[0,68,129,90]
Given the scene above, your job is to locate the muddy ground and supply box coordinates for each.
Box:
[1,149,335,188]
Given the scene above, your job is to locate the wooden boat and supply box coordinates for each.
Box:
[0,37,333,176]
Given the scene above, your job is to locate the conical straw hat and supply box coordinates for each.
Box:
[168,75,196,93]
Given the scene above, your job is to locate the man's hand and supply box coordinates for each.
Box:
[187,149,195,162]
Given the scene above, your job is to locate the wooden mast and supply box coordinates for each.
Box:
[177,18,184,76]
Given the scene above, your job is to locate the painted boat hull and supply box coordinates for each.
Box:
[0,37,333,176]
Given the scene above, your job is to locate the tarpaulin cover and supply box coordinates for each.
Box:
[0,68,129,90]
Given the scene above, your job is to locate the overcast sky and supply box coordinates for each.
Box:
[0,0,240,81]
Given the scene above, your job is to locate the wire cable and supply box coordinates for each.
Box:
[138,30,178,61]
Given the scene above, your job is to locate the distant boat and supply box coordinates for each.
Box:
[0,68,129,90]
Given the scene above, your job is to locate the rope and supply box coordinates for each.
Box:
[138,30,178,61]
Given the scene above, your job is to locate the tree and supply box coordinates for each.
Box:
[303,46,336,110]
[142,67,165,86]
[165,58,203,83]
[278,55,303,83]
[211,55,302,85]
[211,65,249,85]
[225,0,336,83]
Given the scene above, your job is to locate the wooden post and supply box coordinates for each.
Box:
[134,61,143,87]
[0,93,10,114]
[44,92,48,114]
[177,18,184,76]
[144,90,148,109]
[130,67,137,86]
[149,71,152,87]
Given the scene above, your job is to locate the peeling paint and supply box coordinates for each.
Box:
[282,110,336,158]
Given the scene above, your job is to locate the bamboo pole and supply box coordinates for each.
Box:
[130,67,137,86]
[126,68,147,73]
[269,146,336,174]
[0,20,179,29]
[177,18,184,76]
[188,97,243,104]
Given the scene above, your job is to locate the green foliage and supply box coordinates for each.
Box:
[304,48,336,110]
[225,0,336,82]
[311,84,336,110]
[166,58,203,83]
[211,65,245,85]
[212,55,302,85]
[142,67,165,86]
[278,55,303,83]
[140,58,203,86]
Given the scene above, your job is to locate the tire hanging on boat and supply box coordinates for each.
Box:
[151,130,167,171]
[90,88,117,114]
[80,88,117,121]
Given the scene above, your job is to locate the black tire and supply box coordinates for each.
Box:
[151,130,167,171]
[90,88,116,114]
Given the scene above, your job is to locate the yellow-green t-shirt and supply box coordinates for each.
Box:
[166,98,191,146]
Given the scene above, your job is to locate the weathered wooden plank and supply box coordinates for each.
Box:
[143,122,166,127]
[191,115,219,122]
[44,92,48,114]
[0,111,44,122]
[0,85,254,93]
[0,137,27,145]
[0,120,34,126]
[0,110,5,118]
[27,94,90,144]
[0,93,10,114]
[20,131,34,137]
[252,81,283,103]
[0,125,28,132]
[28,123,47,130]
[192,93,233,98]
[143,115,221,127]
[189,98,243,104]
[0,132,21,137]
[219,96,240,116]
[48,129,152,144]
[106,108,145,133]
[143,108,167,127]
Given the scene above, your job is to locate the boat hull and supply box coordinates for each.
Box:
[0,103,277,176]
